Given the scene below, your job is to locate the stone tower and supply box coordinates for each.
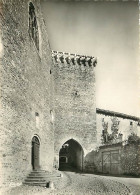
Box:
[52,51,97,170]
[0,0,54,187]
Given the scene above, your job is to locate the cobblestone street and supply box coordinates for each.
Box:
[2,171,140,195]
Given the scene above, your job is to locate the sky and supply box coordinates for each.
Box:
[41,1,139,117]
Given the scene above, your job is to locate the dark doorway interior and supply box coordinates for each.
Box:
[59,139,84,172]
[32,136,40,170]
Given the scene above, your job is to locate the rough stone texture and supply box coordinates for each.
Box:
[121,144,140,176]
[84,113,140,174]
[52,52,97,168]
[84,150,99,173]
[0,0,140,189]
[0,0,54,187]
[84,143,140,176]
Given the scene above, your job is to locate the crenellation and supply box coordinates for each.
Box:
[0,0,139,188]
[52,50,97,67]
[52,48,97,167]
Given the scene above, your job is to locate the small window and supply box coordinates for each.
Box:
[50,110,54,123]
[59,156,67,163]
[29,2,39,51]
[35,112,39,116]
[35,112,39,128]
[130,121,133,125]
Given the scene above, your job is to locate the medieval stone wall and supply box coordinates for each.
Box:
[85,143,140,176]
[84,112,140,174]
[84,109,140,175]
[0,0,139,186]
[52,51,97,168]
[0,0,54,186]
[121,144,140,176]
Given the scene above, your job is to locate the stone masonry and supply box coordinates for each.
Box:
[0,0,140,189]
[0,0,54,187]
[52,51,97,169]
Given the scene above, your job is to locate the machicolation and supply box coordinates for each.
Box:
[52,51,97,67]
[0,0,140,188]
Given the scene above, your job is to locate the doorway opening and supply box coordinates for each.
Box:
[59,139,84,172]
[32,136,40,170]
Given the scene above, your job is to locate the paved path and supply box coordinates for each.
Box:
[50,172,132,195]
[2,171,140,195]
[102,175,140,195]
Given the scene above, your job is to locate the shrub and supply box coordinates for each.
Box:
[127,133,140,144]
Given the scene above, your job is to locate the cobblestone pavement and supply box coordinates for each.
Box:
[50,172,132,195]
[101,175,140,195]
[2,171,140,195]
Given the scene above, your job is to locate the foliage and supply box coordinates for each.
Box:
[127,133,140,144]
[101,117,122,145]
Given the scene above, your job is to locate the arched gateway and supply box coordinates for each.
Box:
[59,139,84,171]
[31,136,40,170]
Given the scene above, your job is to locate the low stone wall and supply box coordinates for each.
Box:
[84,143,140,176]
[84,150,102,173]
[120,144,139,176]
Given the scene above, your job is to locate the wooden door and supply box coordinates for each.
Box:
[110,150,120,174]
[32,136,40,170]
[102,150,119,174]
[102,151,110,174]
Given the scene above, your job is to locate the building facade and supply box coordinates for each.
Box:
[0,0,139,188]
[84,109,140,175]
[0,0,54,186]
[96,108,140,146]
[0,0,98,186]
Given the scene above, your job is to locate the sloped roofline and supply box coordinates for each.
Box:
[96,108,140,122]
